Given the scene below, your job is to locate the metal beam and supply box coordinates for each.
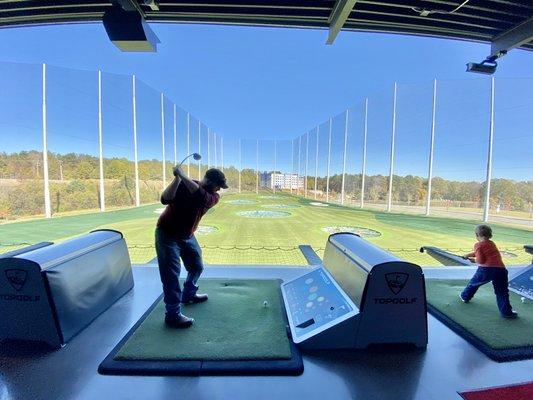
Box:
[326,0,357,44]
[114,0,144,16]
[491,16,533,58]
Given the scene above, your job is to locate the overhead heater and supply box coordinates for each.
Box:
[103,5,160,52]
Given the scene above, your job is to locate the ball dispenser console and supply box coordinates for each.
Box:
[281,233,427,350]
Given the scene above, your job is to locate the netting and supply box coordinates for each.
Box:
[2,243,530,267]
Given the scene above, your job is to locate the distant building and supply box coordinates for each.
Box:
[260,172,304,190]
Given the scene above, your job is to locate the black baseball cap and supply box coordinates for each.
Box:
[205,168,228,189]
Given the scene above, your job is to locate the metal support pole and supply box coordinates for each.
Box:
[315,127,319,200]
[341,109,349,205]
[483,77,495,222]
[426,79,437,216]
[207,127,211,169]
[290,140,294,194]
[132,75,140,207]
[173,104,177,165]
[361,99,368,208]
[326,118,332,203]
[297,135,301,195]
[256,139,259,194]
[273,140,277,193]
[161,93,166,188]
[98,70,105,212]
[42,63,51,218]
[198,121,201,180]
[305,132,309,198]
[214,132,217,169]
[239,139,242,193]
[186,113,190,175]
[387,83,397,212]
[221,137,224,170]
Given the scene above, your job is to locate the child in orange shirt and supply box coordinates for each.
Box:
[460,224,517,319]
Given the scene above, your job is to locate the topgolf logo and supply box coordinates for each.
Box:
[5,269,28,292]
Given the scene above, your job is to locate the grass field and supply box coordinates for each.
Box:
[0,192,532,266]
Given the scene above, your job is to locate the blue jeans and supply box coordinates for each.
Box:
[155,228,204,316]
[461,267,513,316]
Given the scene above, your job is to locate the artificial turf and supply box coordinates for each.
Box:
[114,279,292,361]
[426,279,533,351]
[1,192,531,265]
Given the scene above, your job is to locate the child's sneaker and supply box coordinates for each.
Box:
[502,311,518,319]
[459,294,469,303]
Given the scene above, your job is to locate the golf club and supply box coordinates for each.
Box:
[178,152,201,166]
[174,153,201,176]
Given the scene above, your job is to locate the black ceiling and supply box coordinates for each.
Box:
[0,1,531,51]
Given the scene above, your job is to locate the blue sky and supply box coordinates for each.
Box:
[0,23,532,181]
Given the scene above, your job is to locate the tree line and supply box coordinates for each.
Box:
[0,151,531,219]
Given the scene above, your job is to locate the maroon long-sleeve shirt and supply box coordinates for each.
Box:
[157,180,219,239]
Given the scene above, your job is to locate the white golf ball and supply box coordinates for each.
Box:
[263,301,269,308]
[521,297,526,303]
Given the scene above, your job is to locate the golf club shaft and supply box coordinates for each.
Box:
[178,153,196,166]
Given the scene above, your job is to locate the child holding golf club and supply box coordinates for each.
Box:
[155,153,228,328]
[460,224,518,319]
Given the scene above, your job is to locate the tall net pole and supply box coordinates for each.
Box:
[239,139,242,193]
[305,131,309,198]
[341,109,349,205]
[132,75,140,207]
[290,140,294,194]
[207,127,210,169]
[98,70,105,212]
[256,139,259,194]
[386,83,397,212]
[273,140,277,194]
[173,104,177,165]
[297,135,301,195]
[42,63,51,218]
[161,93,166,188]
[186,113,190,175]
[214,132,217,168]
[483,77,495,222]
[426,79,437,216]
[326,118,332,203]
[314,126,319,200]
[198,120,201,180]
[221,137,224,171]
[361,99,368,208]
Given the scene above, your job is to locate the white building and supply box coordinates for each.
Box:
[265,172,304,190]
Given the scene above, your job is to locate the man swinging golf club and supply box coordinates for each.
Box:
[155,153,228,328]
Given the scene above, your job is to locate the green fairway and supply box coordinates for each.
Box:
[0,192,531,265]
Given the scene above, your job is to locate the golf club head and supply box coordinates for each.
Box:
[193,153,202,161]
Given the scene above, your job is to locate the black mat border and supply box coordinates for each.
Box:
[427,303,533,362]
[99,284,303,376]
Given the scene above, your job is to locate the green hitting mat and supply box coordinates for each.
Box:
[98,279,303,376]
[426,279,533,362]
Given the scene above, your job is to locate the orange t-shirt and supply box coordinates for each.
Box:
[474,240,505,268]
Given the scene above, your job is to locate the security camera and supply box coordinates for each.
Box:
[466,61,497,75]
[466,52,505,75]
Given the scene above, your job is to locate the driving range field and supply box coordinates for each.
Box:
[1,192,532,266]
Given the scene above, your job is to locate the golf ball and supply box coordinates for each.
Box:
[521,297,526,303]
[263,301,269,308]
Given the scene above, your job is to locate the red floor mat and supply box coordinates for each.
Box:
[459,381,533,400]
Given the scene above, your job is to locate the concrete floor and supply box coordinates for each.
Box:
[1,265,532,400]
